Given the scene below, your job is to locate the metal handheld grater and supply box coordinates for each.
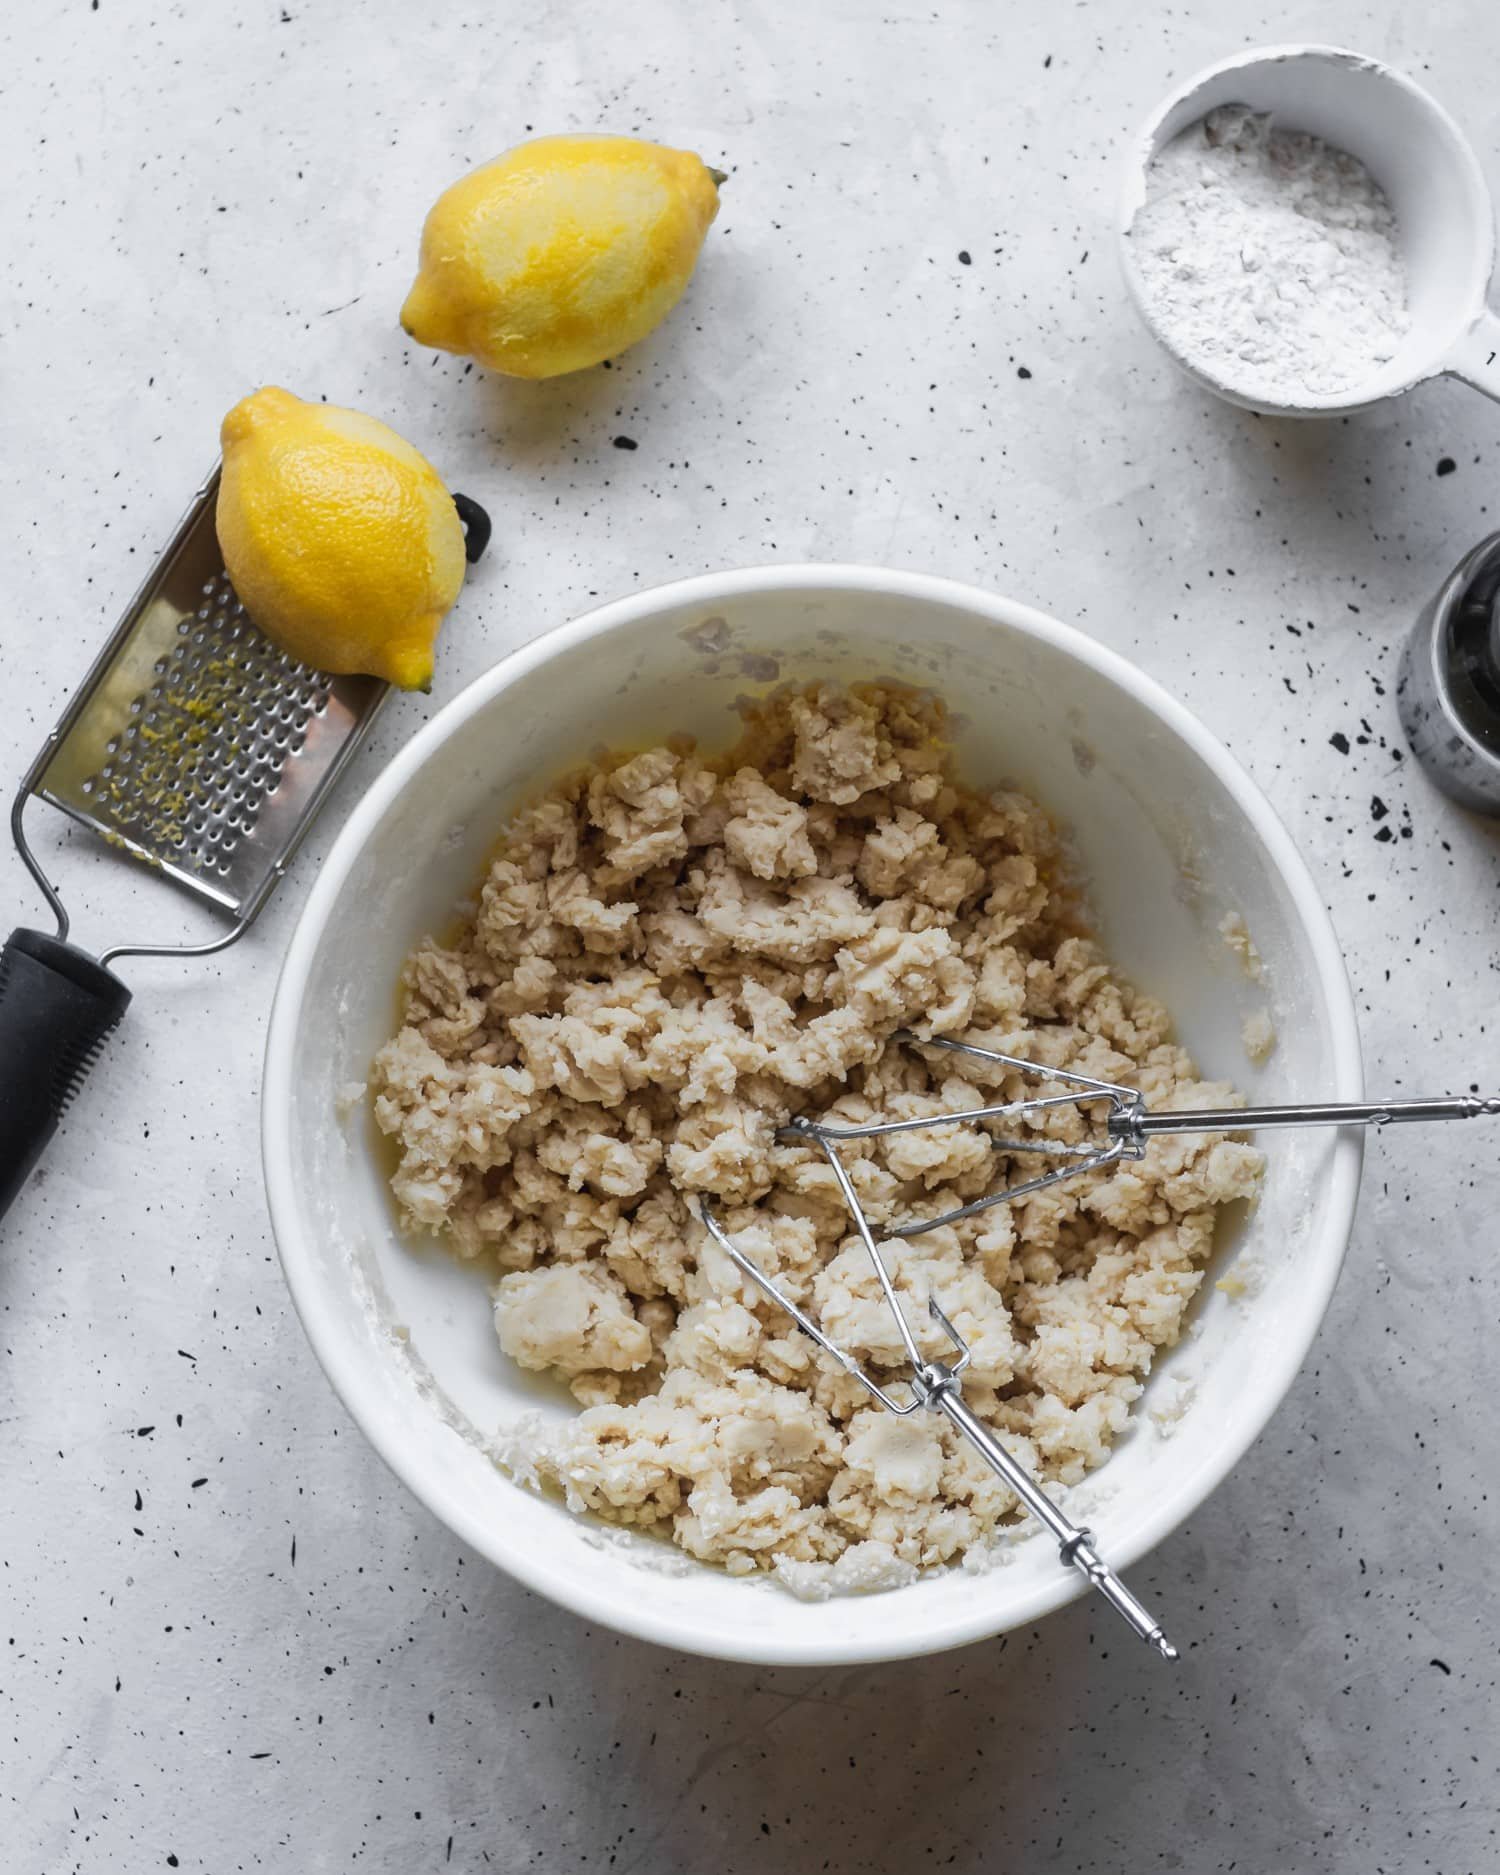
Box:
[0,463,491,1221]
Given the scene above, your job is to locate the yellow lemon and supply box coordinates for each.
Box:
[400,134,723,379]
[216,387,479,690]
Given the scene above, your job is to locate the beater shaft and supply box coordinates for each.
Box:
[927,1380,1177,1660]
[1125,1093,1500,1141]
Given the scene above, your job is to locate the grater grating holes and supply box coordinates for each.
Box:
[79,570,334,876]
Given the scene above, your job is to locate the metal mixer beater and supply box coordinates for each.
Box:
[699,1030,1500,1660]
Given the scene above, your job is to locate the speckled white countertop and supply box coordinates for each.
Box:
[4,2,1499,1869]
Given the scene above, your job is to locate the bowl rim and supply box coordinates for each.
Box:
[262,562,1364,1664]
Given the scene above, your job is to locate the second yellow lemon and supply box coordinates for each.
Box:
[217,387,471,690]
[400,134,723,379]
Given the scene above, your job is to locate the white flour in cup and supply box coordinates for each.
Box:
[1127,103,1409,404]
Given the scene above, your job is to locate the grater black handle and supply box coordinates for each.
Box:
[0,928,132,1223]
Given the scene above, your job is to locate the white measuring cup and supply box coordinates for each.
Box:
[1118,44,1500,417]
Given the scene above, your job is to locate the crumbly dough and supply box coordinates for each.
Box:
[371,684,1262,1587]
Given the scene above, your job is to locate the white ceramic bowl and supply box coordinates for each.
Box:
[263,566,1363,1665]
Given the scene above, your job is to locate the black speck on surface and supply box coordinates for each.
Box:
[958,249,971,265]
[1017,366,1032,380]
[1374,825,1395,843]
[1330,732,1350,754]
[1431,1658,1452,1674]
[612,435,637,451]
[1436,456,1457,476]
[1370,796,1388,821]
